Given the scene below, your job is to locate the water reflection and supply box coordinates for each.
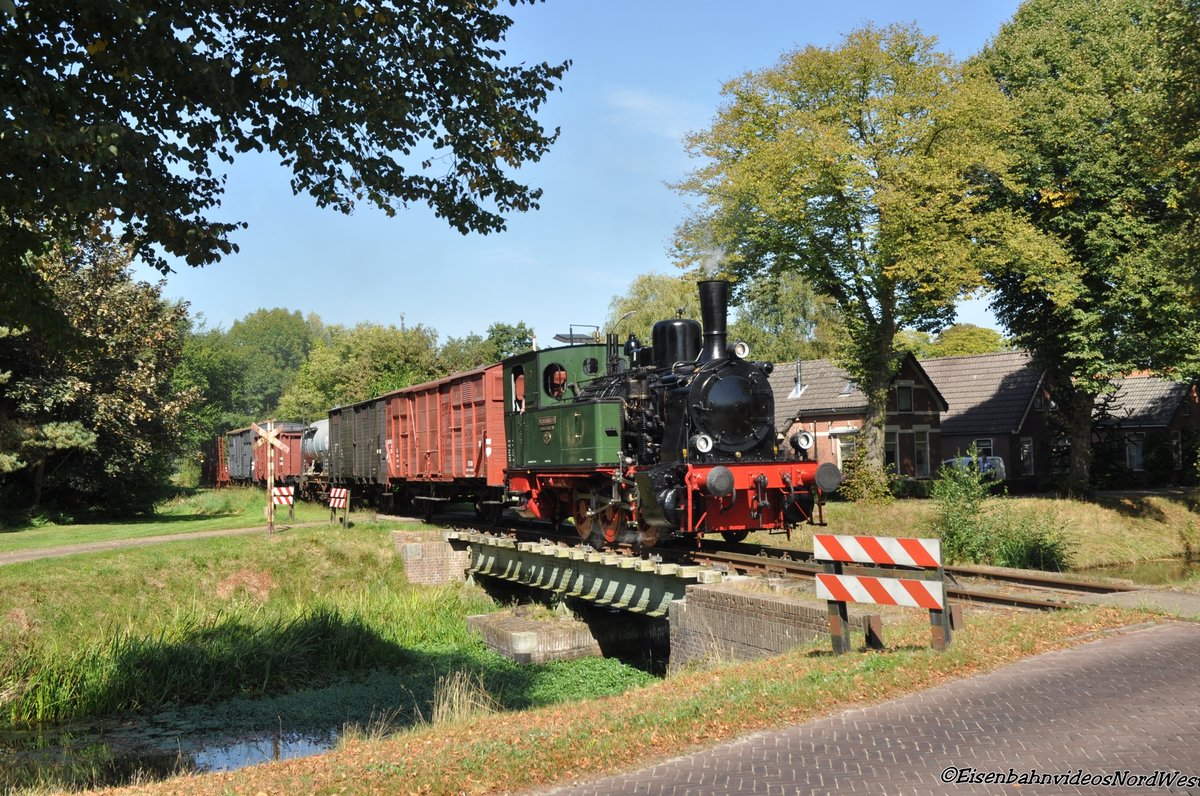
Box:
[191,729,338,772]
[1082,557,1200,586]
[0,721,341,792]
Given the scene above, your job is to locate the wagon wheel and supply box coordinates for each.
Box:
[572,498,594,542]
[421,500,437,524]
[721,530,749,544]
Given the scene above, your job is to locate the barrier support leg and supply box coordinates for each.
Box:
[825,561,851,655]
[865,614,884,650]
[930,607,952,651]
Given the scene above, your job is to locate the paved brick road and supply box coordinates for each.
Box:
[537,622,1200,796]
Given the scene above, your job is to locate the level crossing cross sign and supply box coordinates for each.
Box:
[252,421,291,533]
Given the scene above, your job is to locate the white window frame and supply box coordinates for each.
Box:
[1126,433,1145,472]
[914,429,930,478]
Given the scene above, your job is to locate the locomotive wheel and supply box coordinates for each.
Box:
[573,499,594,542]
[721,530,749,543]
[601,508,623,545]
[636,515,659,548]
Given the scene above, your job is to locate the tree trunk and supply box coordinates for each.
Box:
[1062,386,1096,497]
[32,458,44,511]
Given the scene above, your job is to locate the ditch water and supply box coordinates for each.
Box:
[0,716,343,791]
[0,668,420,791]
[1080,556,1200,586]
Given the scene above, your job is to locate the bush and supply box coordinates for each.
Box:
[930,454,991,564]
[838,446,894,505]
[1143,431,1176,486]
[929,446,1071,570]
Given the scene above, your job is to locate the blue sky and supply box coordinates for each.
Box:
[132,0,1022,344]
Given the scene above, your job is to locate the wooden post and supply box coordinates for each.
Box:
[252,421,290,535]
[825,560,851,655]
[267,421,275,533]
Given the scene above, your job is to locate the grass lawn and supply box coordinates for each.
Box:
[0,488,353,555]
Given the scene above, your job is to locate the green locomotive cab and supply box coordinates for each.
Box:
[503,343,623,471]
[502,343,628,542]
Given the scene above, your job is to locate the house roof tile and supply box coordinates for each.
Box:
[1099,377,1192,428]
[769,359,866,428]
[918,351,1042,435]
[769,354,947,427]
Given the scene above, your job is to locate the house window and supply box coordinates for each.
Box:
[884,430,899,470]
[1019,437,1034,476]
[1126,433,1145,472]
[837,436,857,468]
[896,385,913,412]
[914,430,930,478]
[1173,431,1183,469]
[1034,393,1045,411]
[974,438,994,458]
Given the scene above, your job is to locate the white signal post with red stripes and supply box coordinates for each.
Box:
[329,487,350,525]
[813,533,952,653]
[252,421,290,533]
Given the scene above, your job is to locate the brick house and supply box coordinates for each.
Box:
[1094,375,1200,482]
[919,351,1053,480]
[768,354,947,478]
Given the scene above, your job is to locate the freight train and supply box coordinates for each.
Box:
[205,279,841,547]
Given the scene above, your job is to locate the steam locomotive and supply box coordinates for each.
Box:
[209,279,841,547]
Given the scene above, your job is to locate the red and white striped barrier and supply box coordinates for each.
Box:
[813,532,952,652]
[813,534,940,568]
[271,486,294,506]
[329,487,349,509]
[816,573,945,610]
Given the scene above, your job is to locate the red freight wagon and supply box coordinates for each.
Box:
[250,422,307,484]
[383,364,506,520]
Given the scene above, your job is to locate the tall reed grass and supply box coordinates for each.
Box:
[1,586,492,725]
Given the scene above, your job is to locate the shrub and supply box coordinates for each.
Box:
[928,446,1071,570]
[838,446,894,505]
[930,453,990,564]
[1143,431,1176,486]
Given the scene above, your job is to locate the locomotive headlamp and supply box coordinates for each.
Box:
[691,434,714,453]
[791,430,815,451]
[732,340,751,359]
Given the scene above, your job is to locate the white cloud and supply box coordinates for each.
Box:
[603,87,707,143]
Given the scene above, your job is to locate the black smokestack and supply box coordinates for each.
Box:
[698,279,728,362]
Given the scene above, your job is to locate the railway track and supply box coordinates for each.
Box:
[427,514,1138,611]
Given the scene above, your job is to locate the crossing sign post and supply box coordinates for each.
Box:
[252,421,290,533]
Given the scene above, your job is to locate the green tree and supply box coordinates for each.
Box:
[675,24,1060,470]
[893,329,934,358]
[225,308,314,416]
[728,270,840,363]
[1,1,568,317]
[439,321,534,373]
[979,0,1200,493]
[0,236,192,515]
[604,273,701,346]
[276,321,441,419]
[926,324,1010,358]
[173,326,256,454]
